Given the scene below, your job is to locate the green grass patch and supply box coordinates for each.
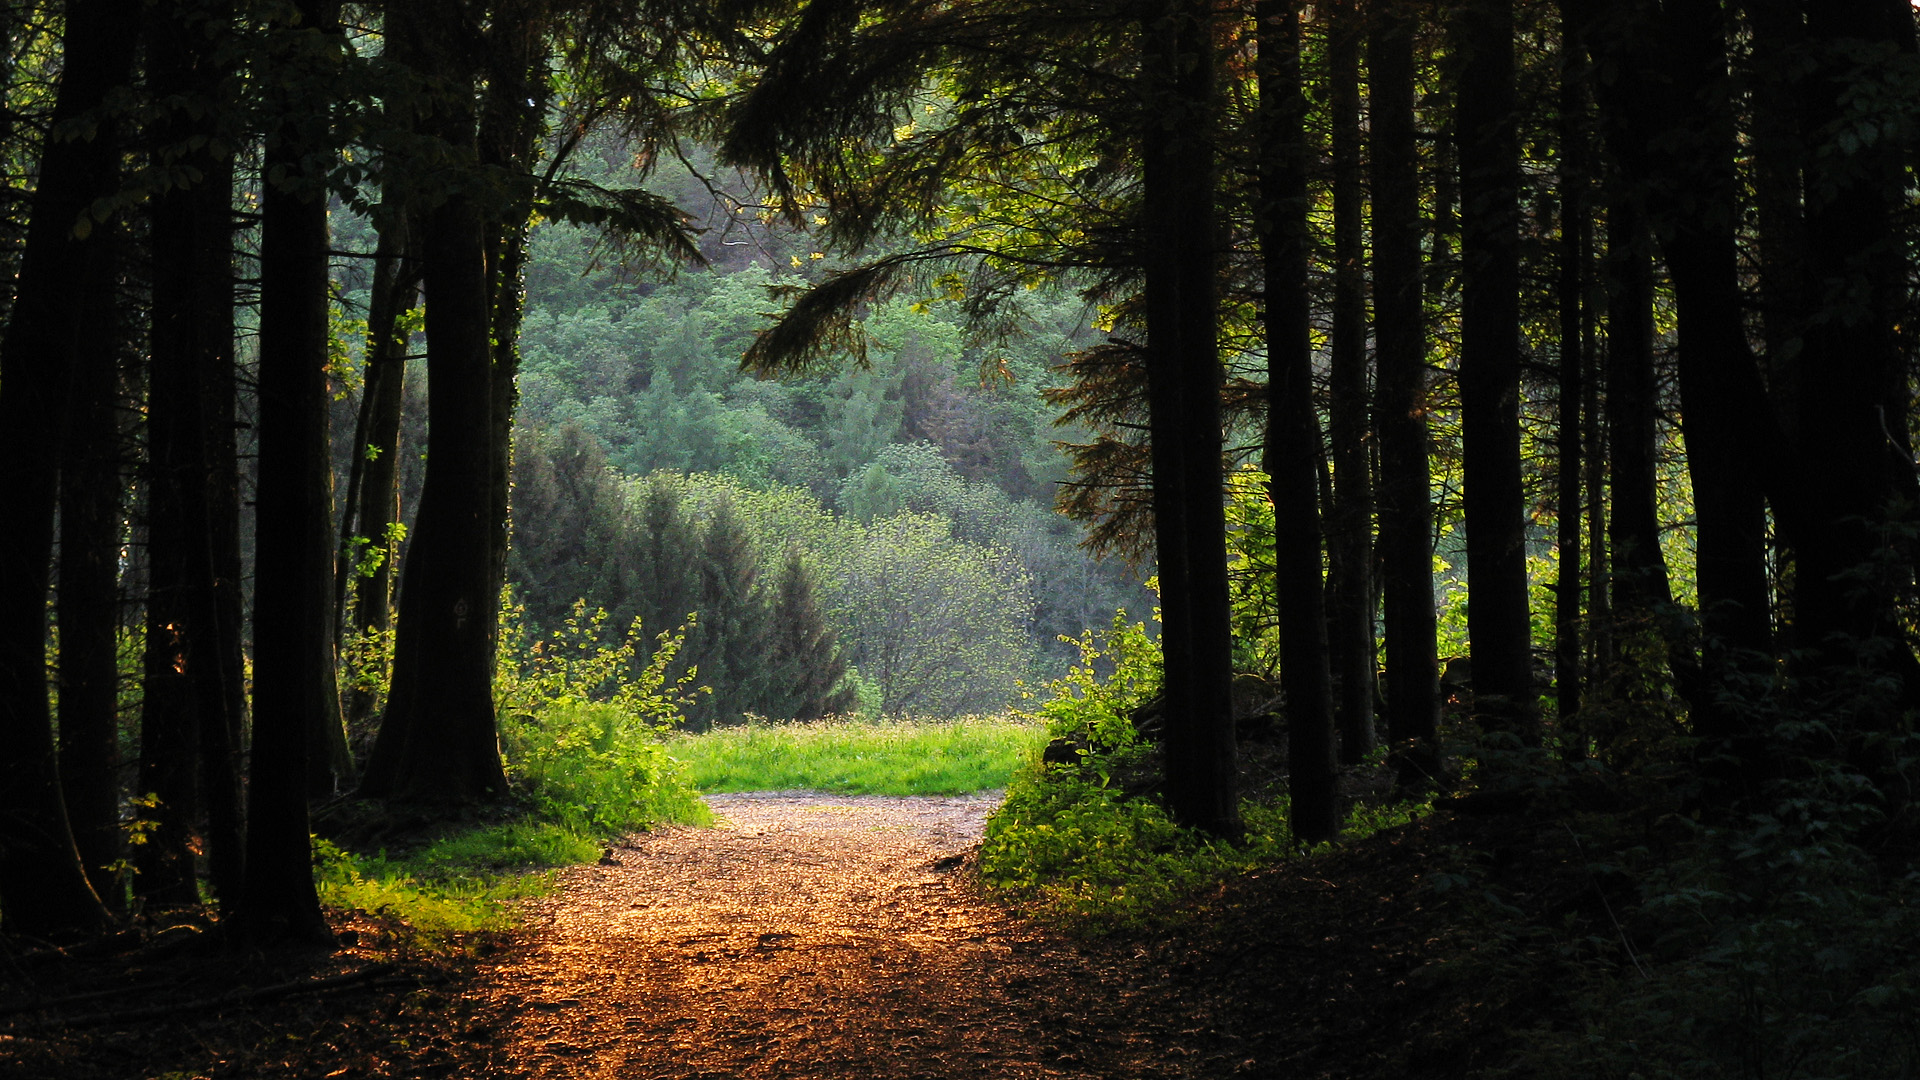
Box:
[670,715,1046,795]
[314,838,554,936]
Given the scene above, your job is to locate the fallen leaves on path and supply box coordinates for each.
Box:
[485,792,1178,1080]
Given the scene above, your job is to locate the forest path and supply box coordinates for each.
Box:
[483,792,1180,1080]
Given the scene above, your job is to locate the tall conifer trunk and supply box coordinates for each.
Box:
[1553,1,1589,731]
[239,0,344,945]
[59,145,129,907]
[337,216,416,734]
[1603,185,1673,623]
[0,0,136,937]
[1258,0,1338,841]
[1782,0,1920,706]
[1368,0,1440,787]
[362,0,511,802]
[1141,0,1240,838]
[1453,0,1537,744]
[1326,0,1377,766]
[141,0,246,910]
[480,2,547,634]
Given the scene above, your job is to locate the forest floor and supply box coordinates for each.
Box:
[0,790,1566,1080]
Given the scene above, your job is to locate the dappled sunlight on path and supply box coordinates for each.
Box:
[486,793,1176,1079]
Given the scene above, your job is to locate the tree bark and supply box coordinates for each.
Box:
[361,0,511,802]
[1553,0,1589,732]
[58,160,128,910]
[0,0,135,937]
[480,1,547,643]
[1258,0,1338,842]
[238,0,342,946]
[140,0,246,911]
[1602,183,1672,624]
[1142,0,1240,838]
[1368,0,1440,788]
[1779,0,1919,706]
[1325,0,1377,767]
[1452,0,1537,744]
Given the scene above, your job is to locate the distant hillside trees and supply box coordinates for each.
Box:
[509,427,1039,720]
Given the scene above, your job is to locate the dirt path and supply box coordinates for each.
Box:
[484,792,1178,1080]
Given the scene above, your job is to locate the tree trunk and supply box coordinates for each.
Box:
[1325,0,1377,767]
[1368,0,1441,788]
[1780,0,1919,707]
[1553,0,1589,732]
[480,2,547,642]
[0,0,135,938]
[361,0,511,802]
[1257,0,1338,842]
[58,175,128,910]
[140,0,246,912]
[1602,184,1673,623]
[237,0,342,946]
[1142,0,1240,838]
[1453,0,1537,744]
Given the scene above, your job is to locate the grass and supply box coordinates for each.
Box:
[668,715,1048,795]
[316,710,1037,936]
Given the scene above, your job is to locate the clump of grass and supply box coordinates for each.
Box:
[671,715,1046,795]
[314,838,553,937]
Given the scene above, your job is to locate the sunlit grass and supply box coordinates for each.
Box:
[669,715,1048,795]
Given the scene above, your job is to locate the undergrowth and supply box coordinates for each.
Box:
[672,715,1044,795]
[979,613,1427,931]
[316,601,712,934]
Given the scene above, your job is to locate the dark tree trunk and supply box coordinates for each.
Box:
[480,2,547,637]
[1553,1,1589,731]
[1258,0,1338,842]
[1325,0,1377,767]
[1780,0,1919,705]
[140,0,246,911]
[1744,0,1807,439]
[237,0,342,946]
[1141,0,1240,838]
[0,0,136,937]
[1452,0,1537,744]
[1368,0,1441,788]
[58,172,128,909]
[1602,185,1673,623]
[1660,0,1774,703]
[1582,213,1610,686]
[1580,0,1775,779]
[362,0,511,803]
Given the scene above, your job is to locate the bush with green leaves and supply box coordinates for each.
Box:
[495,598,712,837]
[980,612,1280,929]
[980,609,1428,931]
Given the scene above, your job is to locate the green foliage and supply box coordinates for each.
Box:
[671,716,1045,795]
[494,598,713,834]
[980,766,1300,931]
[980,608,1427,931]
[1518,818,1920,1079]
[1029,611,1162,756]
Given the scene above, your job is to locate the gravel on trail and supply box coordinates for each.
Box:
[485,792,1181,1080]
